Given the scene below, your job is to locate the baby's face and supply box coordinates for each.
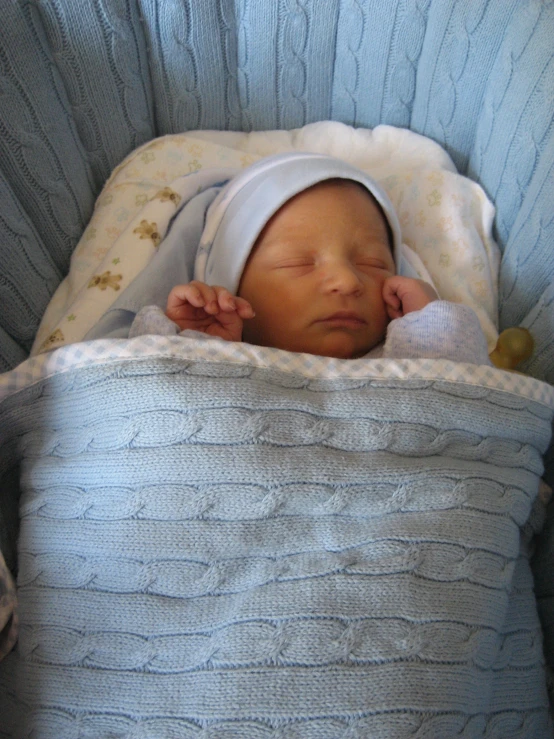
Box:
[238,179,395,359]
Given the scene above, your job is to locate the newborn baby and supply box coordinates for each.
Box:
[165,178,436,359]
[131,152,490,364]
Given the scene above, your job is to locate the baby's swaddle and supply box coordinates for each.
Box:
[1,330,553,736]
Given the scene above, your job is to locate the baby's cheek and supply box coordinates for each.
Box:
[240,315,262,345]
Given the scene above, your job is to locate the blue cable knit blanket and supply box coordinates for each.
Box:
[0,336,553,738]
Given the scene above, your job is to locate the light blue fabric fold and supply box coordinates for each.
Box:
[85,176,228,341]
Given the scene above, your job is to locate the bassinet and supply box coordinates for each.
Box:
[1,1,553,737]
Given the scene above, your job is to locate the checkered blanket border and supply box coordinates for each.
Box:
[2,336,553,408]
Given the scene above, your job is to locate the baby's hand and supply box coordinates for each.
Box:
[166,281,255,342]
[383,276,438,319]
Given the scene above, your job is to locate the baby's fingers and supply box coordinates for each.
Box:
[167,282,213,311]
[212,286,239,313]
[191,283,226,314]
[386,303,403,320]
[382,279,400,307]
[211,288,255,318]
[382,279,403,319]
[235,296,255,319]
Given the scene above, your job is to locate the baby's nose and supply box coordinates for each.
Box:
[323,262,364,294]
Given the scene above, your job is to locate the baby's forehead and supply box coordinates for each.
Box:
[297,176,376,198]
[286,178,386,217]
[269,177,392,239]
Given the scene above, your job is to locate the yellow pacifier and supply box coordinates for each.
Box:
[489,327,534,371]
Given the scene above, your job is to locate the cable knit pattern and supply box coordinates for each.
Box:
[140,0,225,133]
[520,283,554,386]
[0,355,552,736]
[0,170,61,355]
[218,0,244,131]
[381,0,430,127]
[1,2,554,731]
[470,0,554,331]
[0,2,92,268]
[412,0,505,174]
[278,0,308,128]
[332,0,364,124]
[36,0,154,188]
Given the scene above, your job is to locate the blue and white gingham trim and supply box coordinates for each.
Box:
[2,335,554,408]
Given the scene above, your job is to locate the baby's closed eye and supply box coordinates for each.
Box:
[276,257,314,265]
[272,257,316,271]
[355,258,391,270]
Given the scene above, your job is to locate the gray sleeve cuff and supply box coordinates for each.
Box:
[383,301,492,365]
[128,306,180,338]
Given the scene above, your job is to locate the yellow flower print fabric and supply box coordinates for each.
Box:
[32,137,257,354]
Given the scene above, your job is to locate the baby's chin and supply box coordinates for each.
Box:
[248,327,383,359]
[296,333,378,360]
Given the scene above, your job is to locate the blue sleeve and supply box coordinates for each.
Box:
[383,301,492,365]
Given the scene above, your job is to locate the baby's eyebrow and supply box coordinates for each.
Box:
[260,237,305,252]
[352,236,393,253]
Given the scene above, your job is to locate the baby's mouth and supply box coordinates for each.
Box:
[316,311,367,327]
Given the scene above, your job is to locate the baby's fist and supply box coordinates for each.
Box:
[383,276,438,320]
[166,281,254,342]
